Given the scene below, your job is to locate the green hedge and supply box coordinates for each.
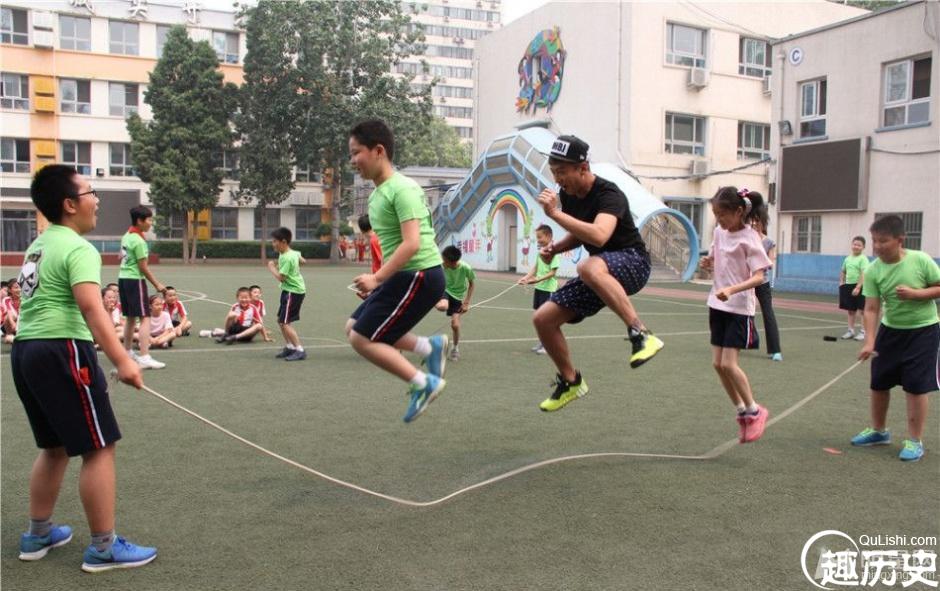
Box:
[152,240,331,259]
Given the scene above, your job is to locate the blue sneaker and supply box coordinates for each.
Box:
[403,374,446,423]
[851,427,891,446]
[899,439,925,462]
[19,524,73,561]
[426,335,448,378]
[81,536,157,573]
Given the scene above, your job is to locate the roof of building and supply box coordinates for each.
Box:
[772,0,925,44]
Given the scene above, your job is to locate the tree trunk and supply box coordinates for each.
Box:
[260,204,267,263]
[190,229,198,264]
[182,210,191,265]
[331,175,342,263]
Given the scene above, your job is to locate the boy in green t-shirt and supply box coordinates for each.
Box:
[118,205,165,369]
[434,245,476,361]
[852,215,940,462]
[838,235,870,340]
[518,224,560,354]
[346,119,449,423]
[267,227,307,361]
[12,164,156,571]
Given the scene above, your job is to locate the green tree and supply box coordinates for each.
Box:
[234,1,298,261]
[127,26,237,263]
[826,0,900,10]
[398,117,472,168]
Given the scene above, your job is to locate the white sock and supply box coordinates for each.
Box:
[295,346,304,352]
[746,403,759,414]
[736,404,747,415]
[286,344,297,350]
[412,337,432,358]
[409,371,428,389]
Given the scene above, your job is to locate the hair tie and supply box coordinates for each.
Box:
[737,187,750,198]
[742,196,752,214]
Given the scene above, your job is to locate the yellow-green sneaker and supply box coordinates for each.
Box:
[628,329,664,368]
[539,372,589,412]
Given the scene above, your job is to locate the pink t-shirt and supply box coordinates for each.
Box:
[149,310,173,336]
[706,226,772,316]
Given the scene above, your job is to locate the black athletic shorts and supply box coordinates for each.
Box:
[11,339,121,456]
[351,266,445,345]
[838,283,865,311]
[871,323,939,394]
[533,288,552,310]
[277,291,305,324]
[550,248,650,324]
[118,278,149,318]
[709,307,760,350]
[444,293,463,317]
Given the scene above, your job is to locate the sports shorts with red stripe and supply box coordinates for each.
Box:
[350,266,445,345]
[11,339,121,456]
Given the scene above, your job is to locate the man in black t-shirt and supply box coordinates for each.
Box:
[532,135,664,412]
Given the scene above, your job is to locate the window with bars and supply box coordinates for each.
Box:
[435,105,473,119]
[1,8,28,45]
[737,122,770,160]
[738,37,771,78]
[212,31,238,64]
[665,199,704,246]
[1,138,30,173]
[156,25,171,58]
[791,215,821,253]
[61,79,91,114]
[210,207,238,239]
[156,210,187,239]
[109,143,135,176]
[60,15,90,50]
[666,23,707,68]
[874,212,923,250]
[1,208,36,251]
[61,141,92,175]
[109,21,139,55]
[253,208,281,240]
[221,150,239,179]
[665,112,706,155]
[109,82,139,117]
[1,73,28,110]
[883,56,931,128]
[295,207,321,240]
[799,79,827,138]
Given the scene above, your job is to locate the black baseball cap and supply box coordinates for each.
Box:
[549,135,589,163]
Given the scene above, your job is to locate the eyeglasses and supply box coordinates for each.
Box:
[70,190,97,199]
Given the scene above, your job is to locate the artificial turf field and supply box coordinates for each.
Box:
[2,263,937,590]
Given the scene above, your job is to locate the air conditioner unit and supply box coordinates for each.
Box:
[687,67,709,89]
[762,75,772,96]
[443,16,449,22]
[32,30,54,48]
[34,96,56,112]
[689,160,710,177]
[32,11,54,30]
[440,96,447,103]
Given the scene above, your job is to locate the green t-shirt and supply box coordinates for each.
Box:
[444,260,476,300]
[15,225,101,342]
[862,250,940,329]
[118,230,148,279]
[534,254,561,293]
[368,172,442,272]
[842,253,869,285]
[277,249,306,294]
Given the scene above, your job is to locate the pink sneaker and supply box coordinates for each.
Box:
[743,405,770,443]
[736,413,747,443]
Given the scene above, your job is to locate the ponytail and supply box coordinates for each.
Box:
[711,186,766,225]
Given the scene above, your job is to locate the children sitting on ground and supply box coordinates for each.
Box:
[517,224,560,354]
[200,287,264,344]
[248,285,273,342]
[2,278,21,344]
[435,246,475,361]
[147,294,176,349]
[839,236,870,341]
[162,287,191,337]
[102,287,125,339]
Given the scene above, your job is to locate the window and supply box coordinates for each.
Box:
[1,7,28,45]
[109,143,135,176]
[109,82,139,117]
[61,141,92,175]
[791,216,821,253]
[60,79,91,114]
[1,138,30,172]
[295,207,321,240]
[212,31,238,64]
[221,150,239,179]
[425,45,473,60]
[109,21,139,55]
[156,25,171,58]
[874,212,923,250]
[456,126,472,139]
[156,210,186,239]
[799,79,827,138]
[210,207,238,239]
[665,199,704,244]
[1,208,36,251]
[253,208,281,240]
[295,163,321,183]
[665,112,706,155]
[737,122,770,160]
[739,37,771,78]
[883,57,931,127]
[666,23,707,68]
[60,15,91,50]
[1,73,28,110]
[434,105,473,119]
[395,62,473,79]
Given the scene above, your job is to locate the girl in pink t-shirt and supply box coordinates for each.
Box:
[147,294,176,349]
[700,187,773,444]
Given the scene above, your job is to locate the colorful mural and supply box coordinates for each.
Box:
[516,27,566,114]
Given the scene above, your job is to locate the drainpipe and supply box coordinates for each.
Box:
[774,48,786,276]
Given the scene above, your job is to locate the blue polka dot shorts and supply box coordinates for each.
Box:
[549,248,651,324]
